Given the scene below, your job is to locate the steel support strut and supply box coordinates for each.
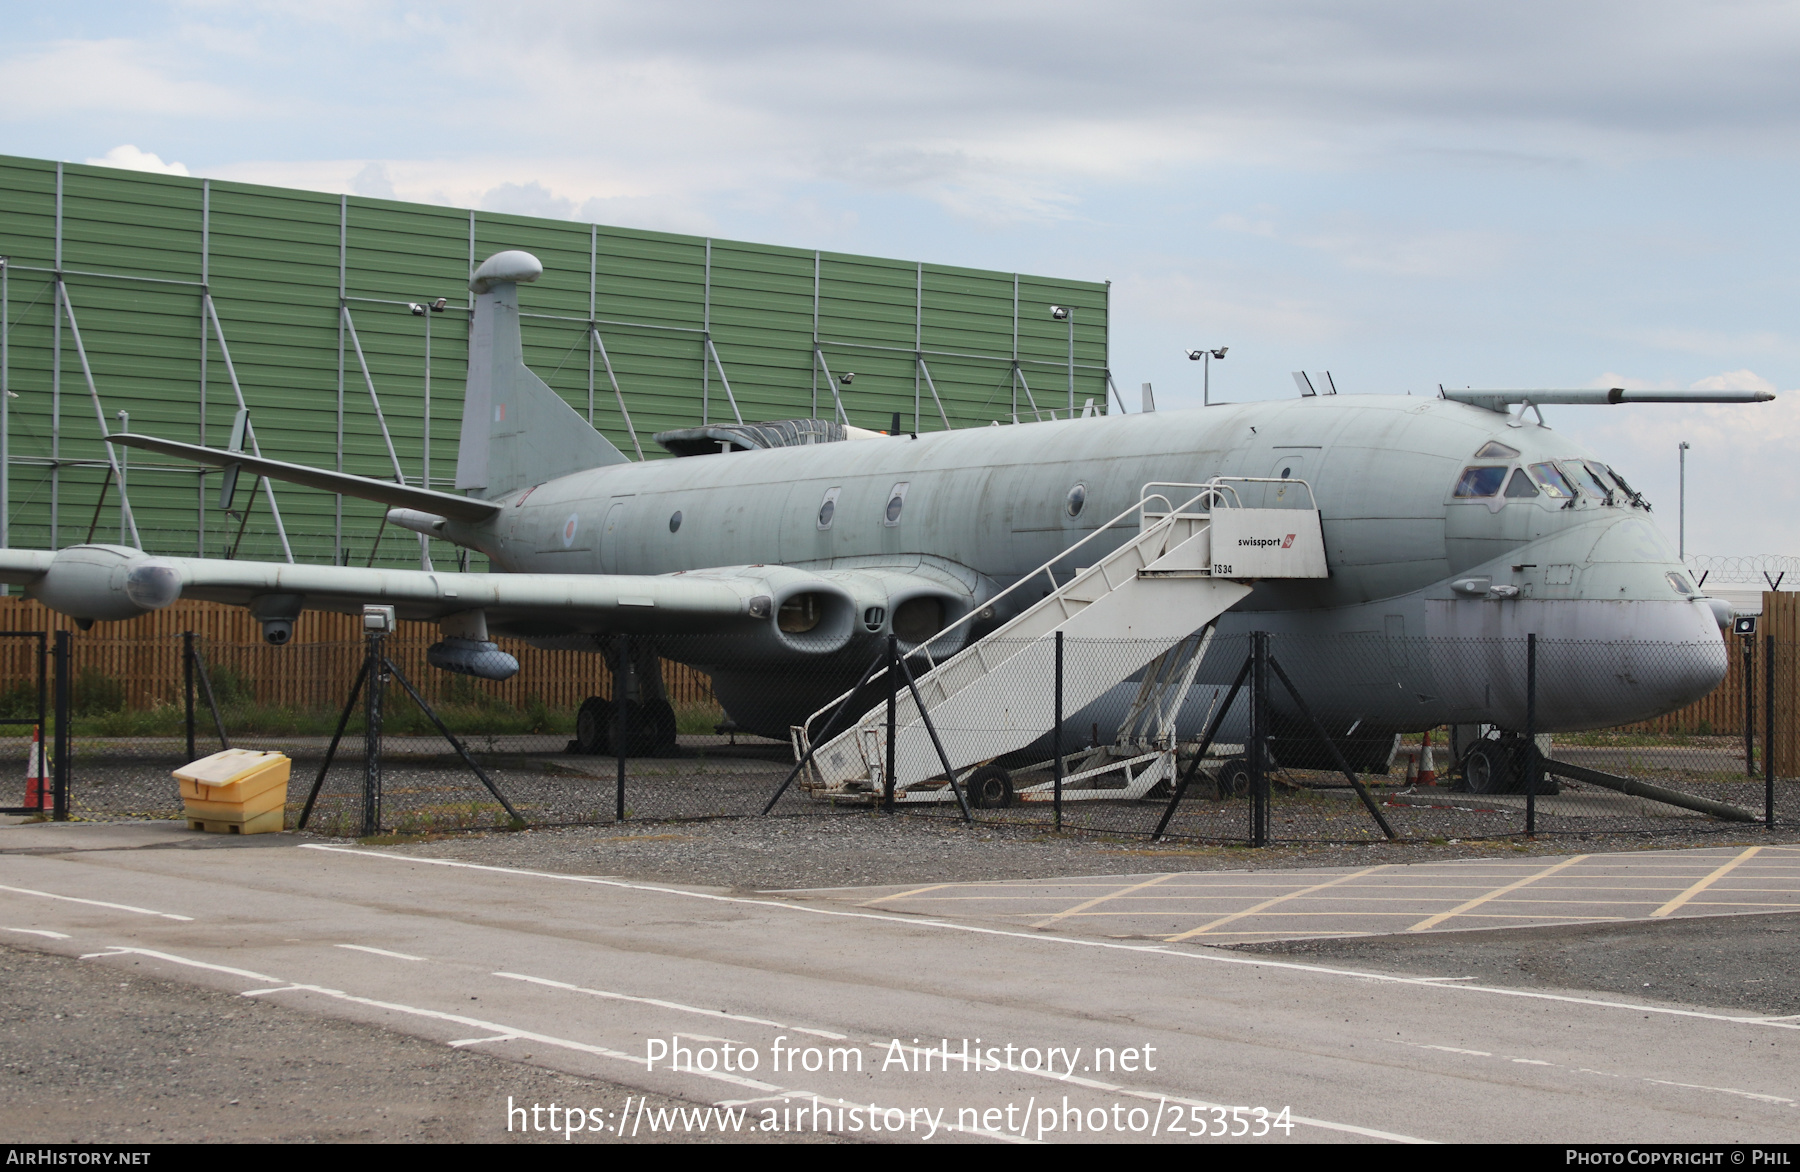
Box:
[762,648,890,814]
[1265,655,1398,841]
[884,635,899,813]
[1151,656,1252,840]
[891,651,973,822]
[1251,632,1269,847]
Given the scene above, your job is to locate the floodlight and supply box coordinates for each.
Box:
[408,303,426,316]
[839,372,855,385]
[430,298,448,312]
[1049,305,1069,321]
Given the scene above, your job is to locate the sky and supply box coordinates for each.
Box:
[3,1,1798,565]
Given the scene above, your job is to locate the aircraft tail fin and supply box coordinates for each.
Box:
[456,251,630,500]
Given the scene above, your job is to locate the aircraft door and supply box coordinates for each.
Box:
[598,498,630,573]
[1265,454,1311,508]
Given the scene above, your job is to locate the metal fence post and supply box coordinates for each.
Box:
[884,634,898,814]
[362,627,385,837]
[616,635,629,822]
[1744,633,1757,777]
[1525,632,1537,837]
[1767,632,1777,829]
[52,630,70,822]
[1251,631,1268,847]
[183,630,196,763]
[1053,630,1064,833]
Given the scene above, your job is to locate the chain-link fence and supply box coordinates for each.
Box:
[15,626,1797,844]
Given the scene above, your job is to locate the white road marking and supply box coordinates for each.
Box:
[1400,1042,1799,1108]
[2,926,71,939]
[0,882,192,921]
[495,971,848,1039]
[302,845,1800,1034]
[337,944,426,962]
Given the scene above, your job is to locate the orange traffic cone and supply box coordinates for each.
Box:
[24,725,46,810]
[1417,729,1437,786]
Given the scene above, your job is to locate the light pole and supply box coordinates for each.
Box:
[1678,440,1690,559]
[115,409,128,543]
[1186,347,1228,406]
[1049,305,1074,416]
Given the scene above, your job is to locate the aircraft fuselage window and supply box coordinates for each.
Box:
[1453,466,1508,497]
[1528,462,1576,498]
[1066,483,1086,517]
[1504,468,1539,498]
[1567,461,1613,499]
[885,495,904,523]
[779,593,824,633]
[668,510,682,533]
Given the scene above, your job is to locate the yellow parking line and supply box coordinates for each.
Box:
[1162,865,1390,942]
[1651,846,1762,918]
[1029,872,1182,929]
[859,882,957,906]
[1406,854,1591,932]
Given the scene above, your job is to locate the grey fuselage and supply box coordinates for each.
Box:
[443,395,1725,738]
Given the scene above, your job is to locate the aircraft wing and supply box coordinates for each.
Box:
[106,433,501,523]
[0,545,775,633]
[0,546,961,663]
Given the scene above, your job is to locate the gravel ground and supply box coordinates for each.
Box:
[0,943,844,1144]
[366,813,1800,892]
[1226,911,1800,1018]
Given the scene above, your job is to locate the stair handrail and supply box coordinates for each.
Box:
[796,483,1227,743]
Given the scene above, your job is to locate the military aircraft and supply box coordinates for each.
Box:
[0,249,1773,799]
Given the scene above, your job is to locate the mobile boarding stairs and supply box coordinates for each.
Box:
[789,479,1328,806]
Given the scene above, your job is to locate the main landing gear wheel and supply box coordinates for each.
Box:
[575,696,614,754]
[964,764,1014,809]
[1214,757,1252,799]
[645,698,679,755]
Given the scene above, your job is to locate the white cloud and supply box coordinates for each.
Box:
[479,181,574,220]
[0,38,240,118]
[84,145,191,176]
[350,162,398,200]
[1689,369,1777,393]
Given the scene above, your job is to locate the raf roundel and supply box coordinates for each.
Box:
[562,513,580,548]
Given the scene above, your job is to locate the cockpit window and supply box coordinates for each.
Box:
[1665,571,1695,597]
[1474,440,1521,459]
[1565,460,1613,499]
[1453,466,1509,497]
[1529,462,1576,498]
[1504,468,1539,498]
[1605,466,1638,497]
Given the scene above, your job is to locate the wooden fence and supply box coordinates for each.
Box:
[0,598,719,713]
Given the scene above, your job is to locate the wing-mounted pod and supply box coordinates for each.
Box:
[24,545,183,626]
